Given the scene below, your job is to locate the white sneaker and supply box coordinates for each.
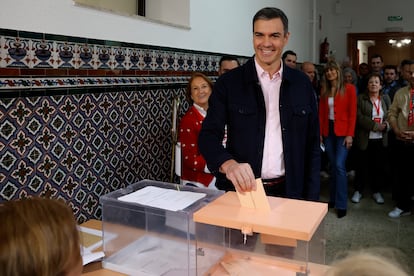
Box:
[347,170,356,178]
[388,207,412,218]
[320,171,329,178]
[351,191,362,203]
[372,192,384,204]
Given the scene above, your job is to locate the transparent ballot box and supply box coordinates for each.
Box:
[100,179,224,276]
[193,192,329,276]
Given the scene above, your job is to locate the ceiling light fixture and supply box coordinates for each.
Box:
[388,38,411,47]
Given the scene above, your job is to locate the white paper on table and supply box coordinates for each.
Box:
[82,251,105,266]
[117,186,206,211]
[78,226,117,265]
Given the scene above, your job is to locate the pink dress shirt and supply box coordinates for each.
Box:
[255,59,285,179]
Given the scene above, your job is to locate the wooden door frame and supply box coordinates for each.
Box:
[347,32,414,70]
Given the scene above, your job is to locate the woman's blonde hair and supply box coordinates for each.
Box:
[320,60,345,98]
[325,248,410,276]
[0,197,82,276]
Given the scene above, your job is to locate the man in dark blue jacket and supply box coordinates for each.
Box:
[199,7,320,201]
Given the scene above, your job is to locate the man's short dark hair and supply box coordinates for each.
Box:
[282,50,297,61]
[370,54,383,62]
[383,64,397,73]
[219,55,240,67]
[400,59,414,67]
[252,7,289,35]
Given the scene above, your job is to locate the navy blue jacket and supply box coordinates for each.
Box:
[199,57,320,200]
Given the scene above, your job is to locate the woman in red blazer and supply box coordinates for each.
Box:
[178,73,216,189]
[319,61,357,218]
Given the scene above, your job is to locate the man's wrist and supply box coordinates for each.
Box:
[220,159,237,174]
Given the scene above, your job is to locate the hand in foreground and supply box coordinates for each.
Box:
[221,160,256,193]
[401,130,414,141]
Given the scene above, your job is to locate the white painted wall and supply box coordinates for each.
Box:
[146,0,190,27]
[2,0,411,64]
[0,0,315,61]
[74,0,137,16]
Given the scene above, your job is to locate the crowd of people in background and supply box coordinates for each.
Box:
[299,54,414,219]
[179,47,414,220]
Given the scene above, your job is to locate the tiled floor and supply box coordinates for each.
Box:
[320,175,414,274]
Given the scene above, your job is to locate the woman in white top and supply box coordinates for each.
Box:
[352,72,391,205]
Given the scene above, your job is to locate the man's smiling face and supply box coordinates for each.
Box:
[253,18,289,73]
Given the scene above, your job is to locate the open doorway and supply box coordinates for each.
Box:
[347,32,414,70]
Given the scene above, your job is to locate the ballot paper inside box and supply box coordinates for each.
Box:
[99,179,224,276]
[193,191,330,276]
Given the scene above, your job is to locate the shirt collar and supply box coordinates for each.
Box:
[193,103,207,117]
[254,57,283,80]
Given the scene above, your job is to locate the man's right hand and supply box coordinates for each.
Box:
[220,160,256,193]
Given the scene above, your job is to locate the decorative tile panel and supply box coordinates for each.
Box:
[0,87,191,222]
[0,28,247,91]
[0,28,246,223]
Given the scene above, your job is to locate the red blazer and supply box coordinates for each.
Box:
[178,105,214,186]
[319,83,357,137]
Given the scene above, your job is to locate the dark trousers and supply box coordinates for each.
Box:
[354,139,386,193]
[394,140,414,211]
[386,131,398,198]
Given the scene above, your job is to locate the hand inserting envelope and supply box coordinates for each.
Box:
[236,178,271,211]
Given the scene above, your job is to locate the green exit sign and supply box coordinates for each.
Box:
[388,16,403,21]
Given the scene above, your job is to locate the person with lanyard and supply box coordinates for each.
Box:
[387,60,414,218]
[352,72,391,205]
[198,7,320,200]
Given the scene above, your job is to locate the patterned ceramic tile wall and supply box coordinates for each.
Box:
[0,87,192,222]
[0,28,247,222]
